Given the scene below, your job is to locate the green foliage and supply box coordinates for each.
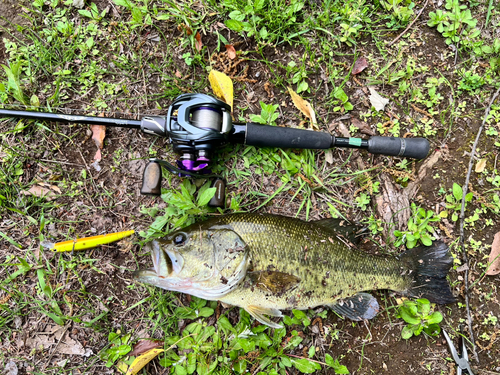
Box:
[355,193,370,211]
[78,2,107,21]
[397,298,443,339]
[139,179,216,240]
[100,331,132,368]
[249,101,280,126]
[320,0,371,46]
[332,87,353,112]
[154,311,349,374]
[219,0,305,44]
[1,61,27,105]
[287,59,310,94]
[113,0,153,27]
[458,70,485,92]
[393,203,440,248]
[426,0,500,66]
[441,182,473,222]
[380,0,415,28]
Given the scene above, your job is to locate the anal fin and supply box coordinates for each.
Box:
[246,305,283,329]
[328,292,379,321]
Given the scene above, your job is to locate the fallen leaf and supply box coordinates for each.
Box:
[486,232,500,275]
[175,70,182,78]
[21,184,60,200]
[208,70,233,111]
[5,360,18,375]
[195,32,203,52]
[351,118,375,136]
[475,158,487,173]
[368,87,390,112]
[90,124,106,149]
[125,348,164,375]
[225,44,237,59]
[94,148,102,162]
[352,57,368,75]
[325,149,334,164]
[287,87,318,130]
[178,24,192,36]
[129,340,163,357]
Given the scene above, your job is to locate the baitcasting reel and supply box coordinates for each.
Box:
[139,93,233,203]
[0,93,431,208]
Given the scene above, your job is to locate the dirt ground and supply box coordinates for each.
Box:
[1,0,500,374]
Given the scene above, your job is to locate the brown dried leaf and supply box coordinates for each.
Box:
[225,44,236,59]
[178,24,192,36]
[195,32,202,52]
[287,87,318,130]
[352,57,368,75]
[351,118,375,136]
[129,340,163,357]
[91,125,106,149]
[94,148,102,162]
[175,70,182,78]
[21,184,60,200]
[486,232,500,275]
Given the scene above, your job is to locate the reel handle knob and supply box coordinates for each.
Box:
[208,178,226,208]
[140,160,162,196]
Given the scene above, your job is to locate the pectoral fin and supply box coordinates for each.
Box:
[328,292,379,321]
[246,305,283,329]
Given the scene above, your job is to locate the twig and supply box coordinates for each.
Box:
[42,322,71,371]
[459,86,500,364]
[388,0,429,46]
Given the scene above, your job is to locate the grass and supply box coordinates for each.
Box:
[1,0,500,373]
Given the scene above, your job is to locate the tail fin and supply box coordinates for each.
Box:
[398,241,456,304]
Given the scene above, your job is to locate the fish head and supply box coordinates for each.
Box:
[134,226,250,300]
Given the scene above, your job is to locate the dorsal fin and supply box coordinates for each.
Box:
[314,218,365,245]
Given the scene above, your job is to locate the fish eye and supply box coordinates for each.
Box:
[173,233,187,246]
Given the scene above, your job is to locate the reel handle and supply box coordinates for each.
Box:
[140,161,162,196]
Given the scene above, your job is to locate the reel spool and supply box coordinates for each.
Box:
[141,94,232,205]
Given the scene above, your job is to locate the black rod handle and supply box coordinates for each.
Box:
[245,122,332,149]
[367,136,430,160]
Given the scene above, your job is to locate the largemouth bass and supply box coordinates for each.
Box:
[134,213,454,328]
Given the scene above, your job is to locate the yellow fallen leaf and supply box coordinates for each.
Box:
[125,348,164,375]
[208,70,233,112]
[287,87,318,130]
[116,360,129,374]
[475,158,487,173]
[51,230,135,252]
[395,297,408,305]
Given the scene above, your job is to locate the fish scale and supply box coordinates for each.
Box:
[213,213,410,310]
[135,212,455,328]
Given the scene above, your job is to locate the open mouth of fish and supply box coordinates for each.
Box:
[133,240,248,300]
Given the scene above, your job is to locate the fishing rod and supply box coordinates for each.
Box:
[0,93,430,206]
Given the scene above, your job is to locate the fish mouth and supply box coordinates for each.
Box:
[134,241,177,280]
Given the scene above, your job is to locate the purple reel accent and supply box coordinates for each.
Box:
[176,159,210,177]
